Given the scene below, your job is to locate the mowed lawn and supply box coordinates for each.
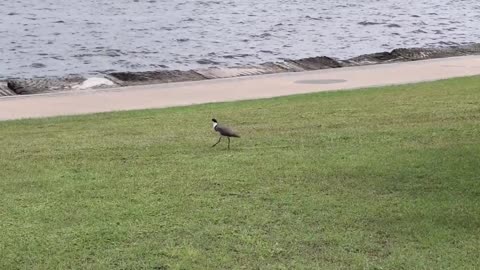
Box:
[0,76,479,269]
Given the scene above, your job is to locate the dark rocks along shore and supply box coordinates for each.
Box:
[1,44,479,97]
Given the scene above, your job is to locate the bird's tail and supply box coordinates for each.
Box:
[232,134,240,138]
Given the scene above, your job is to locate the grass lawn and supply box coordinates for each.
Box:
[0,76,479,269]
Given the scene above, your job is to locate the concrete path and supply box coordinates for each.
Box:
[1,56,480,121]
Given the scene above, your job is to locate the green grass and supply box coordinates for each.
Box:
[1,76,480,269]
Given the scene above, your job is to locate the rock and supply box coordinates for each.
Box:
[107,70,207,86]
[194,66,272,79]
[7,76,85,95]
[0,81,16,97]
[460,43,480,54]
[287,56,342,70]
[72,77,116,90]
[258,62,290,73]
[342,51,405,66]
[340,44,480,67]
[261,61,305,72]
[391,48,458,60]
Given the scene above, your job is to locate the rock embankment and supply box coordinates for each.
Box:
[0,81,16,96]
[1,44,479,97]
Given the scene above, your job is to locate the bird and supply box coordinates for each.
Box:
[211,118,240,149]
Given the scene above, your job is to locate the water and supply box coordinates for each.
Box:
[1,0,479,79]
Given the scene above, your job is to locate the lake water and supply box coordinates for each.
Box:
[1,0,479,79]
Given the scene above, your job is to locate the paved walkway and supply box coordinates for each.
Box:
[1,56,480,121]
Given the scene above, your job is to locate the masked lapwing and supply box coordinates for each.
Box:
[211,118,240,149]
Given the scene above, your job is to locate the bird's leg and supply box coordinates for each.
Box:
[212,136,222,147]
[227,137,230,150]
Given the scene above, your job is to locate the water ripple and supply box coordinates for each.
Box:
[0,0,479,79]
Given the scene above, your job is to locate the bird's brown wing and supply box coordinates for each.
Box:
[217,124,240,137]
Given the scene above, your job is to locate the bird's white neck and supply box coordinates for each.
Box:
[212,122,218,129]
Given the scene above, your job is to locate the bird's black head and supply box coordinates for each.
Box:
[212,118,217,123]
